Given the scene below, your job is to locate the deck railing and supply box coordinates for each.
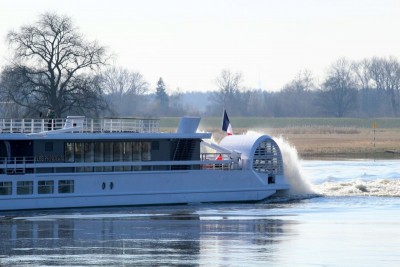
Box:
[0,155,235,174]
[0,118,160,134]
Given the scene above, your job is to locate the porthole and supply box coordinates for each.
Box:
[110,182,114,190]
[102,182,106,190]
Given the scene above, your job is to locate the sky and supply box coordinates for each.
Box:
[1,0,400,92]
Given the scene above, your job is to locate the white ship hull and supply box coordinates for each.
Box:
[1,170,288,211]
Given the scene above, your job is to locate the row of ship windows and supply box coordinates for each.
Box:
[0,180,74,195]
[64,141,152,163]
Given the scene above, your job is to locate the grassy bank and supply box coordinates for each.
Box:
[160,117,400,159]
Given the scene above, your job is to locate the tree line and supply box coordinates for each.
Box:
[208,58,400,118]
[0,13,399,118]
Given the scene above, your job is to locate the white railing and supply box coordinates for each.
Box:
[0,118,160,134]
[200,153,232,170]
[0,156,236,174]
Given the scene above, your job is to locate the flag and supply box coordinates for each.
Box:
[222,109,233,135]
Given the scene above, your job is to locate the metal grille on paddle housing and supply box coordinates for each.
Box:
[252,139,283,175]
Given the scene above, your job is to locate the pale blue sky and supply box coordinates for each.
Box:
[1,0,399,92]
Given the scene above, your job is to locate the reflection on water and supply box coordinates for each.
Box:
[3,160,400,266]
[2,197,400,266]
[0,206,291,266]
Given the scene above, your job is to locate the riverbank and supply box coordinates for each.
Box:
[206,127,400,159]
[275,127,400,159]
[160,117,400,159]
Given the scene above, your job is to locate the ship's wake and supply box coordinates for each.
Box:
[272,134,400,198]
[312,177,400,197]
[245,131,316,198]
[272,135,315,195]
[225,131,399,199]
[254,132,400,199]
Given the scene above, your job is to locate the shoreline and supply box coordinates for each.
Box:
[275,128,400,160]
[203,127,400,160]
[301,152,400,160]
[162,123,400,160]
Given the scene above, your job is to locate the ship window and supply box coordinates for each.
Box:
[65,142,74,162]
[74,143,84,172]
[17,181,33,195]
[132,142,142,170]
[103,142,113,171]
[113,142,123,171]
[84,142,94,162]
[0,181,12,195]
[94,142,104,172]
[123,142,133,160]
[142,142,151,161]
[45,142,53,152]
[113,142,122,161]
[152,141,159,150]
[58,180,74,194]
[123,142,133,171]
[94,142,103,161]
[83,142,94,172]
[38,180,54,194]
[74,143,83,162]
[133,142,141,160]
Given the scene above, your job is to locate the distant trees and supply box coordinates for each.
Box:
[204,57,400,118]
[369,57,400,116]
[209,69,243,115]
[1,13,109,117]
[278,70,316,117]
[318,58,357,117]
[154,77,169,115]
[101,67,149,115]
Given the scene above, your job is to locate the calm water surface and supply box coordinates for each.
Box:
[1,160,400,266]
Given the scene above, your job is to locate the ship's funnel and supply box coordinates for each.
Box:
[177,117,201,134]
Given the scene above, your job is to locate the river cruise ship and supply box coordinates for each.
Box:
[0,116,289,211]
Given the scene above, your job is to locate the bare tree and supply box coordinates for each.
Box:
[101,67,149,115]
[352,59,372,90]
[318,58,357,117]
[102,67,148,97]
[280,70,316,116]
[168,88,187,116]
[210,69,243,115]
[3,12,109,117]
[369,57,400,116]
[352,59,382,117]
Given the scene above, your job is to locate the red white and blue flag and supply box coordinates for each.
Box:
[222,109,233,135]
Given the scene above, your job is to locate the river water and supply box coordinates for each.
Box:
[1,158,400,266]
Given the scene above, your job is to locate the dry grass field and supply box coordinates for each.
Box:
[206,127,400,159]
[271,128,400,159]
[161,117,400,159]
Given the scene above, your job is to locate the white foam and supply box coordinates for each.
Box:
[303,160,400,197]
[314,179,400,197]
[245,131,315,195]
[272,135,315,195]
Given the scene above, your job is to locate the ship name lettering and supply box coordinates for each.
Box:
[35,155,64,162]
